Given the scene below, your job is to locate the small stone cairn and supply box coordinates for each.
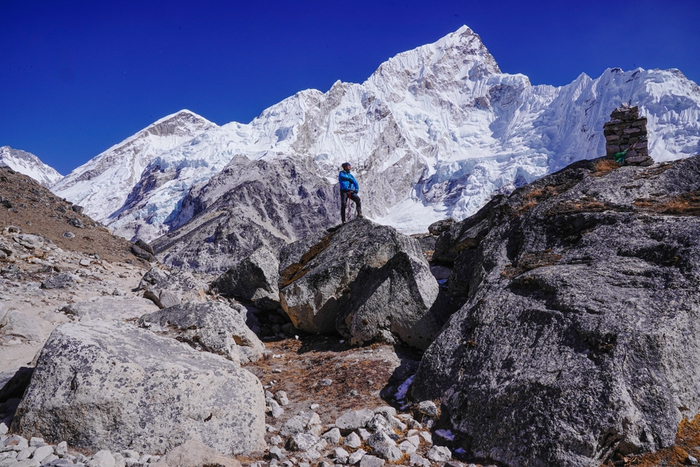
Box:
[603,103,653,166]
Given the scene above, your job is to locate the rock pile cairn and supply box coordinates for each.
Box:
[603,103,653,166]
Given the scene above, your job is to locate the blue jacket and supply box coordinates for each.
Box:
[339,170,359,193]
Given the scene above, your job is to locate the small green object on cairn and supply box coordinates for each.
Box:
[603,103,654,166]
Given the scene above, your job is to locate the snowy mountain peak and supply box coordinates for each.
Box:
[368,24,500,91]
[51,25,700,245]
[0,146,62,187]
[141,109,215,138]
[51,110,218,229]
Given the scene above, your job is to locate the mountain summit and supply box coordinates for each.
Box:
[51,26,700,247]
[0,146,62,187]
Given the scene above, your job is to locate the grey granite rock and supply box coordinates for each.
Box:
[287,433,320,452]
[414,156,700,466]
[139,300,265,364]
[335,409,374,434]
[280,219,439,348]
[157,440,241,467]
[210,247,280,309]
[137,266,208,309]
[321,428,341,445]
[343,432,362,449]
[358,455,384,467]
[61,297,159,322]
[12,320,266,455]
[426,446,451,462]
[0,311,43,342]
[40,273,78,290]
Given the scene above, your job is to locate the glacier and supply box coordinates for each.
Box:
[50,25,700,241]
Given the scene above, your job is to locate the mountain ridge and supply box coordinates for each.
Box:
[13,26,700,245]
[0,146,62,187]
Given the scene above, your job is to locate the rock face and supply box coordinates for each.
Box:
[152,156,337,274]
[413,156,700,466]
[210,246,280,309]
[279,219,439,347]
[139,301,266,364]
[12,320,266,456]
[336,251,441,349]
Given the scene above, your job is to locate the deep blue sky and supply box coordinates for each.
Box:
[2,0,698,175]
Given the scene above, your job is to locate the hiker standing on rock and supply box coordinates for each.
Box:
[339,162,363,223]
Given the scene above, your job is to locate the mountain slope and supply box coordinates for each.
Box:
[0,146,62,187]
[51,110,218,239]
[53,26,700,245]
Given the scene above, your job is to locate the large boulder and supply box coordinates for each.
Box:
[0,309,43,343]
[336,251,440,349]
[412,156,700,467]
[61,296,159,322]
[12,320,266,455]
[210,247,280,309]
[138,266,208,308]
[279,219,438,347]
[139,301,266,364]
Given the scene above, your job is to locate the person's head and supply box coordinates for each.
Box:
[341,162,352,171]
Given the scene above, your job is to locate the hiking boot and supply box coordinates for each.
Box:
[357,212,364,218]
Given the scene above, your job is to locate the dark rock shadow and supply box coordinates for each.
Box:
[0,366,33,427]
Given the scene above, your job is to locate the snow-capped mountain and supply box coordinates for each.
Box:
[52,25,700,244]
[0,146,62,187]
[51,110,219,240]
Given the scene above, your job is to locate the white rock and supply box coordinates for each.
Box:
[31,445,53,461]
[417,401,438,417]
[288,433,320,452]
[55,441,68,457]
[419,431,432,444]
[89,450,116,467]
[359,455,385,467]
[348,449,366,465]
[17,448,34,461]
[426,446,452,462]
[398,441,417,454]
[0,423,7,435]
[343,432,362,449]
[269,446,283,460]
[275,391,290,406]
[41,454,59,464]
[28,438,45,448]
[3,435,29,450]
[409,453,430,467]
[333,447,349,463]
[335,409,374,432]
[321,427,341,445]
[122,450,139,459]
[269,400,284,418]
[301,449,321,461]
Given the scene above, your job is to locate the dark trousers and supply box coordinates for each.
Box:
[341,191,362,223]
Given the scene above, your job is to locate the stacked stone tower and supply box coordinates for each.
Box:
[603,104,653,166]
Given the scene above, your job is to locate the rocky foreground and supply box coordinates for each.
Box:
[5,154,700,467]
